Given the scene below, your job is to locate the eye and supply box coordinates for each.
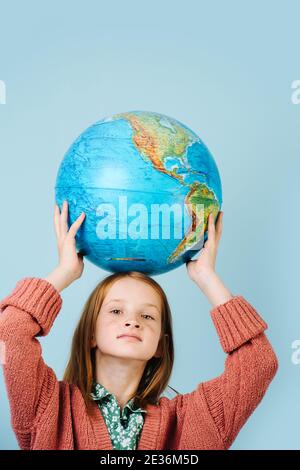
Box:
[110,309,121,315]
[142,314,155,320]
[110,309,154,320]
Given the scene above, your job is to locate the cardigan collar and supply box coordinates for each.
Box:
[90,380,147,415]
[89,397,162,450]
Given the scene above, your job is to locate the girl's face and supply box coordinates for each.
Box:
[92,277,163,362]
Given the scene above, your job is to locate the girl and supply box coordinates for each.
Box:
[0,201,278,450]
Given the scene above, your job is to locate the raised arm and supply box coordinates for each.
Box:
[201,294,278,448]
[0,200,86,449]
[184,211,278,448]
[0,278,62,448]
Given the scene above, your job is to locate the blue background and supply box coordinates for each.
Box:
[0,0,299,449]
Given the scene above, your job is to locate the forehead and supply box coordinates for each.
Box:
[104,277,161,309]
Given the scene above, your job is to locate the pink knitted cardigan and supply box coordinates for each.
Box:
[0,278,278,450]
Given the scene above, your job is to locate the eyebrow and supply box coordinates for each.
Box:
[103,298,160,312]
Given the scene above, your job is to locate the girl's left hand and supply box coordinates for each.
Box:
[186,211,223,283]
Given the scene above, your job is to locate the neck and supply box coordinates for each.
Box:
[94,349,147,410]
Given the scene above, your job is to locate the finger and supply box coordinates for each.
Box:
[215,211,223,243]
[60,200,69,235]
[206,212,215,244]
[68,212,86,238]
[209,211,215,227]
[186,259,196,269]
[54,204,60,238]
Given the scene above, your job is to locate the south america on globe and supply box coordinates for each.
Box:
[55,110,222,275]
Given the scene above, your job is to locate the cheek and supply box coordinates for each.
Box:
[94,316,117,342]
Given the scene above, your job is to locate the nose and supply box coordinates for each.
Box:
[124,319,140,329]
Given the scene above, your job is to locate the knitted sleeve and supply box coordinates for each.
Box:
[200,295,278,449]
[0,278,62,449]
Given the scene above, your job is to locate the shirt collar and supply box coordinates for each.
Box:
[91,380,147,413]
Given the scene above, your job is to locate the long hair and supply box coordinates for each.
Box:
[63,271,178,415]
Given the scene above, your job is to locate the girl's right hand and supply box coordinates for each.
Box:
[54,200,86,283]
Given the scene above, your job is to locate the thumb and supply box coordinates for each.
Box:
[186,259,195,268]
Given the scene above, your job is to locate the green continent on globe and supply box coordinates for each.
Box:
[167,182,219,262]
[113,111,195,183]
[113,111,220,264]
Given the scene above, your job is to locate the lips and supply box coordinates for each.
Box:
[117,334,142,342]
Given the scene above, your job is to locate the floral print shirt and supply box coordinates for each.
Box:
[91,380,147,450]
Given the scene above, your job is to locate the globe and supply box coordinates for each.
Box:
[55,110,222,276]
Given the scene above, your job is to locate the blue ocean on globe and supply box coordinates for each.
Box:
[55,110,222,275]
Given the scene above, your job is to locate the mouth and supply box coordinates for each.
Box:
[117,335,142,342]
